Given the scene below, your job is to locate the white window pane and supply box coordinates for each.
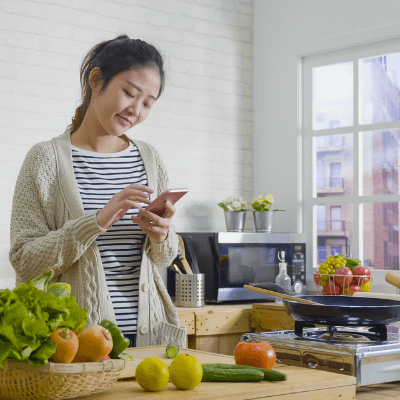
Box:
[362,130,400,196]
[312,62,353,130]
[363,202,399,270]
[313,134,353,197]
[359,53,400,125]
[316,204,353,259]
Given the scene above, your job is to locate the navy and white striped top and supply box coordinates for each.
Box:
[71,142,147,335]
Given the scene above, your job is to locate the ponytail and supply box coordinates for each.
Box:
[68,35,165,133]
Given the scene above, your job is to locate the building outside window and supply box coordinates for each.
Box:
[302,38,400,291]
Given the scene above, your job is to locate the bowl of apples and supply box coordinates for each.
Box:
[314,255,372,296]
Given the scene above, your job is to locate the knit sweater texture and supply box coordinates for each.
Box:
[9,129,186,347]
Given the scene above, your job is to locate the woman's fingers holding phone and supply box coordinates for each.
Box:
[162,200,176,219]
[132,201,175,242]
[97,185,154,228]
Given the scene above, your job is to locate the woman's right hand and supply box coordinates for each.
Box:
[97,184,154,229]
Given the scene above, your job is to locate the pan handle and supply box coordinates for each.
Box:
[248,282,296,296]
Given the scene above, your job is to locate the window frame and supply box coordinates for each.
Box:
[302,37,400,289]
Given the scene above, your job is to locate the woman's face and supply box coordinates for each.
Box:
[90,67,161,136]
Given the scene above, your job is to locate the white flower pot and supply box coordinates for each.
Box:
[253,211,274,233]
[224,211,246,232]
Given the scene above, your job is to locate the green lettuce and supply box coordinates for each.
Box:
[0,280,87,368]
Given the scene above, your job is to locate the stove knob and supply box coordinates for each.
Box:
[293,281,303,294]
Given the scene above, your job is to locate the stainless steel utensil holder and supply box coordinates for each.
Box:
[175,274,205,307]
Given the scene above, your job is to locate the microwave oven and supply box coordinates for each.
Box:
[167,232,306,303]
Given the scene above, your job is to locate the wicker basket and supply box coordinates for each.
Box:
[0,357,126,400]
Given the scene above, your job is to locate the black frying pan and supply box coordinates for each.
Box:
[247,282,400,326]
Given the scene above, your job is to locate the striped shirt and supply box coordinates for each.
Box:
[71,142,147,334]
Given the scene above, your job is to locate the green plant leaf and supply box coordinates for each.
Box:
[218,203,229,211]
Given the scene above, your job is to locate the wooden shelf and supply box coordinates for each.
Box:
[251,303,295,332]
[175,304,254,355]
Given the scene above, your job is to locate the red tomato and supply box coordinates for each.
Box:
[323,280,342,295]
[343,283,361,296]
[313,269,321,286]
[334,267,353,287]
[234,341,276,369]
[352,266,372,285]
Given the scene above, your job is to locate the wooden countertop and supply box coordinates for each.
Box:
[172,304,400,397]
[174,303,255,313]
[73,346,356,400]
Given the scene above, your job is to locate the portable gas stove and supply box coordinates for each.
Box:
[241,321,400,387]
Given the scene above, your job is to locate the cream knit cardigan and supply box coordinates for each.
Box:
[9,129,187,348]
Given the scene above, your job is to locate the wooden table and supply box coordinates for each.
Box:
[176,304,253,355]
[73,346,356,400]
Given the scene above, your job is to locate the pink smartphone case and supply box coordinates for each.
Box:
[144,189,188,218]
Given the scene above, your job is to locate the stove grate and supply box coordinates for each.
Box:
[294,321,388,342]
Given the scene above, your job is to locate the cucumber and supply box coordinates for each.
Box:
[166,342,180,359]
[202,368,264,382]
[202,363,287,382]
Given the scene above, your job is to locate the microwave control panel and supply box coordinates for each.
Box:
[289,243,306,293]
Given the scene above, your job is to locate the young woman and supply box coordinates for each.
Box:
[9,35,186,348]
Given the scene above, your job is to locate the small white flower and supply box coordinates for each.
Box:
[232,200,241,209]
[266,194,275,203]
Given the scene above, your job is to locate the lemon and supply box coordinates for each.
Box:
[169,354,203,390]
[135,357,169,392]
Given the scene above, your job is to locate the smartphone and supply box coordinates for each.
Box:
[142,188,188,219]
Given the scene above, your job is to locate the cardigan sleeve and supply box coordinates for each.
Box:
[9,143,106,284]
[146,145,179,267]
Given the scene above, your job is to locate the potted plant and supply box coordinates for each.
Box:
[252,194,284,233]
[218,196,248,232]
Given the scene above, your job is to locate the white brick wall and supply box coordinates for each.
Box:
[0,0,253,289]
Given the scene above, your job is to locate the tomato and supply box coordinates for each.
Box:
[334,267,353,287]
[234,341,276,369]
[323,280,342,295]
[313,270,321,286]
[352,265,372,285]
[343,283,361,296]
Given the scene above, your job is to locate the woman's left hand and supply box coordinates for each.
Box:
[131,200,176,243]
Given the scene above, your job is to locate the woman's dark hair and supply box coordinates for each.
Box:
[69,35,165,132]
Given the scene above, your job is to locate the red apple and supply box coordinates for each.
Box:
[352,265,372,285]
[343,283,361,296]
[334,267,353,287]
[323,280,342,295]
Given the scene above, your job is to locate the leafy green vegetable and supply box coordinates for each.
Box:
[0,280,87,368]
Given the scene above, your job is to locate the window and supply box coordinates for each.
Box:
[318,246,327,264]
[330,206,341,231]
[331,247,343,256]
[329,163,342,188]
[302,37,400,289]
